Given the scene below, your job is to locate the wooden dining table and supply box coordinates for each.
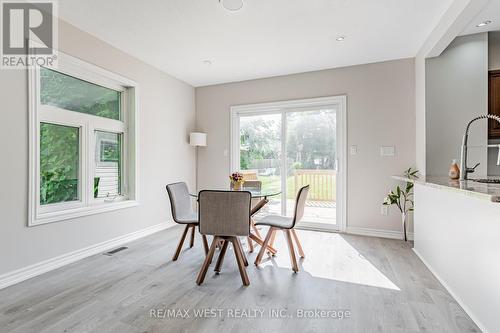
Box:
[191,187,281,254]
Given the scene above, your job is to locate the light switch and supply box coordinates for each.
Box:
[380,146,395,157]
[381,205,388,216]
[223,149,228,157]
[350,145,357,155]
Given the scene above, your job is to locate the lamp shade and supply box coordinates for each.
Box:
[189,132,207,147]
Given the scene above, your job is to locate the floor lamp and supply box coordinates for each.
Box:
[190,132,207,192]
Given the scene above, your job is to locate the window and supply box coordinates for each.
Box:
[94,131,122,198]
[40,123,80,205]
[29,52,138,226]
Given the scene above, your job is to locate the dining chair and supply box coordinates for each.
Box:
[166,182,209,261]
[254,185,309,272]
[196,190,252,286]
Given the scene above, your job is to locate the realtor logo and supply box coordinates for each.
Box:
[1,0,58,68]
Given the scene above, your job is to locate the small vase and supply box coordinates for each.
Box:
[232,181,242,190]
[401,212,408,242]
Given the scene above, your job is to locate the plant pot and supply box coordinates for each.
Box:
[401,212,408,242]
[232,181,243,190]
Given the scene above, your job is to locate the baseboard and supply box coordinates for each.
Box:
[0,221,176,290]
[412,248,488,333]
[346,226,414,241]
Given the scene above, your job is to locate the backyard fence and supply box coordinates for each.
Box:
[294,169,336,202]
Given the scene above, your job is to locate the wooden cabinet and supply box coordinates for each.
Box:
[489,70,500,138]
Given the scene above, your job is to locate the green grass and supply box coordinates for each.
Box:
[258,175,336,200]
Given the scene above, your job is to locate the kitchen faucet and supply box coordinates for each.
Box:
[460,114,500,180]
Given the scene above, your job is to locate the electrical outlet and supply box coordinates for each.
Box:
[350,145,357,155]
[381,205,388,216]
[380,146,395,157]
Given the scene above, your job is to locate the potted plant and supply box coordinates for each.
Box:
[383,168,419,241]
[229,172,244,190]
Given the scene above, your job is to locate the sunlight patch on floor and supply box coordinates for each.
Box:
[258,232,400,291]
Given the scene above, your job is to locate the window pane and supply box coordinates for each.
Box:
[94,131,122,198]
[239,113,282,216]
[40,67,121,120]
[40,123,80,205]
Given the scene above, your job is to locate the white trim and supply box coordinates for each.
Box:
[412,248,487,333]
[0,222,175,290]
[32,200,139,226]
[230,95,347,232]
[230,96,347,113]
[28,49,139,226]
[337,95,347,233]
[296,222,337,233]
[346,226,414,241]
[280,111,287,216]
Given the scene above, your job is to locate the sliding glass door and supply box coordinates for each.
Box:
[285,109,337,229]
[232,97,345,231]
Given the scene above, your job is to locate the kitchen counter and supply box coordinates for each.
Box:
[392,175,500,202]
[397,174,500,332]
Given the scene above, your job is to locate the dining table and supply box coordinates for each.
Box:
[191,187,281,254]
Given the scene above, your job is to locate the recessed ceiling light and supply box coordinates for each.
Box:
[336,36,346,41]
[203,60,212,65]
[220,0,244,11]
[476,20,492,27]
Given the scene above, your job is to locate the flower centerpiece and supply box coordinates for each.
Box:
[229,172,244,190]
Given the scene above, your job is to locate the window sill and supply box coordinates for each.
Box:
[30,200,139,227]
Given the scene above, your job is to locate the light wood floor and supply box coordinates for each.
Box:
[0,226,480,333]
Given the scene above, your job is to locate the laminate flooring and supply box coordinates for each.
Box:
[0,226,481,333]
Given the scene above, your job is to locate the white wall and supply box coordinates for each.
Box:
[414,0,491,177]
[195,59,416,234]
[489,31,500,71]
[414,184,500,333]
[425,33,488,176]
[488,31,500,175]
[0,20,196,276]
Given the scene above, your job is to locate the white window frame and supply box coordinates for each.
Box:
[28,50,139,226]
[229,96,347,232]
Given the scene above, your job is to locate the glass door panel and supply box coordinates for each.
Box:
[239,113,282,215]
[286,108,337,229]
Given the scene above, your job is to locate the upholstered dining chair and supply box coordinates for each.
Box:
[166,182,209,261]
[196,190,252,286]
[254,185,309,273]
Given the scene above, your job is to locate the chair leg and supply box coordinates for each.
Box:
[267,228,277,256]
[236,237,248,266]
[231,237,250,286]
[196,236,219,285]
[247,236,254,253]
[254,227,274,266]
[172,224,190,261]
[284,230,299,273]
[202,235,209,255]
[291,229,305,258]
[214,240,228,273]
[189,225,195,248]
[249,234,277,255]
[251,219,262,239]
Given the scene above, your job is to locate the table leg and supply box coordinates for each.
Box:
[249,233,277,255]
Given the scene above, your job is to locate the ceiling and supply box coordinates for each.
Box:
[59,0,454,87]
[461,0,500,36]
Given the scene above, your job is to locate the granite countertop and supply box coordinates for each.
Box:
[391,175,500,202]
